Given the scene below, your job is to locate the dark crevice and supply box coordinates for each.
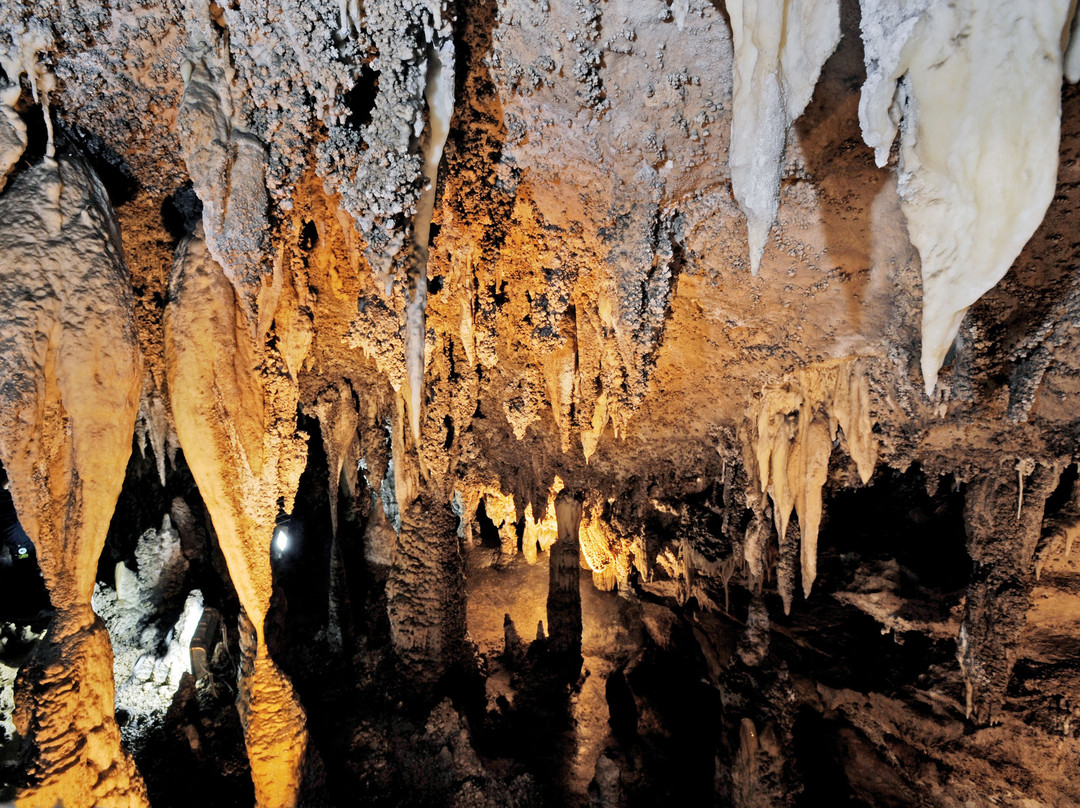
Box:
[344,64,381,132]
[161,182,203,243]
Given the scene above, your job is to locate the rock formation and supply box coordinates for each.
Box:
[0,153,147,807]
[547,489,584,670]
[164,225,308,808]
[1,0,1080,805]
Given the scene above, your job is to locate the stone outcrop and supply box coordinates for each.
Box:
[386,495,466,689]
[547,490,584,670]
[958,460,1058,726]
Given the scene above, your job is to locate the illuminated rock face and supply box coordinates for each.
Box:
[746,359,875,607]
[0,155,146,807]
[548,491,583,666]
[3,0,1080,805]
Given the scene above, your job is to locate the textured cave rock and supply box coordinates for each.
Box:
[2,0,1080,805]
[164,226,308,807]
[386,495,466,690]
[0,153,147,806]
[958,461,1059,726]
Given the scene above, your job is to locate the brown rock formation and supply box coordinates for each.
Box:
[164,227,308,807]
[959,460,1059,726]
[386,495,466,689]
[2,0,1080,805]
[0,154,146,807]
[548,490,584,668]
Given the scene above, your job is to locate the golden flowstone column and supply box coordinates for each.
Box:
[0,155,148,808]
[165,227,308,808]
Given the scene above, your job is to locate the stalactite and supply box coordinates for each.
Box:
[857,0,1073,394]
[135,380,174,487]
[579,505,647,593]
[165,225,308,808]
[312,382,361,654]
[483,489,520,563]
[404,31,455,447]
[548,489,584,670]
[0,154,147,808]
[748,359,876,606]
[0,77,24,191]
[725,0,841,274]
[542,332,577,454]
[522,488,560,565]
[0,29,54,159]
[177,36,276,332]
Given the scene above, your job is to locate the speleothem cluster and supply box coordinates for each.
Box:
[2,1,1080,806]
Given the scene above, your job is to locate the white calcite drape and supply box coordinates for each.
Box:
[858,0,1074,394]
[725,0,841,275]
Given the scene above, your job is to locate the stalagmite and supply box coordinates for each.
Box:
[547,490,584,670]
[386,496,466,690]
[725,0,841,274]
[177,41,276,329]
[404,33,455,445]
[957,461,1057,725]
[858,0,1073,394]
[749,360,876,605]
[164,226,308,808]
[0,154,147,807]
[313,382,361,653]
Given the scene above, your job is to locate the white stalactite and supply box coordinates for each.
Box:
[0,28,54,187]
[725,0,840,275]
[405,30,455,446]
[177,38,277,334]
[0,80,25,191]
[858,0,1073,394]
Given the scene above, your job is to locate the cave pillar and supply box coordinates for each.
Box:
[0,154,148,808]
[165,228,308,807]
[547,490,584,672]
[386,495,466,691]
[958,461,1057,725]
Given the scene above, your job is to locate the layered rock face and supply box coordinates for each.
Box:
[1,0,1080,806]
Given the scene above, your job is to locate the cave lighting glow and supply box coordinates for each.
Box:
[274,526,290,554]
